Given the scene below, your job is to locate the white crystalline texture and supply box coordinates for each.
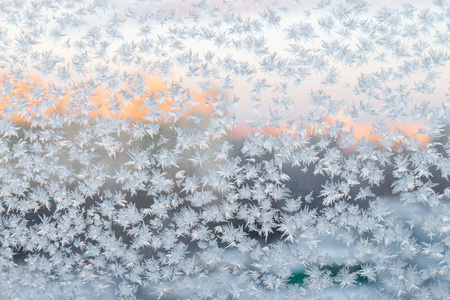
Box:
[0,0,449,299]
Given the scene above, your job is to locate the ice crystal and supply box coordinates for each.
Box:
[0,0,449,299]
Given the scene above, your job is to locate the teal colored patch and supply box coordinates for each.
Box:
[288,264,370,286]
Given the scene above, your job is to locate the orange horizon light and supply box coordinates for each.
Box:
[0,74,432,146]
[0,74,215,124]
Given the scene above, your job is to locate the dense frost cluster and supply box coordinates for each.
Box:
[0,0,449,299]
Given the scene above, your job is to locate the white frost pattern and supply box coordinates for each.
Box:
[0,0,449,299]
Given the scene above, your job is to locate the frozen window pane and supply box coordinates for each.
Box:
[0,0,449,299]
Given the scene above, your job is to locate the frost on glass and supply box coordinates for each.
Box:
[0,0,449,299]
